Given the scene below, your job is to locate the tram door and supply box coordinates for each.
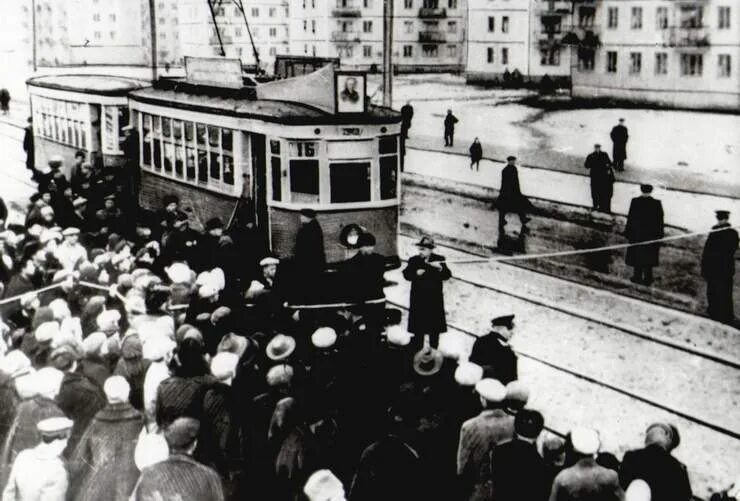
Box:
[251,133,268,236]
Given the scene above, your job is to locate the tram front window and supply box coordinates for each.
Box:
[290,159,320,204]
[330,162,371,203]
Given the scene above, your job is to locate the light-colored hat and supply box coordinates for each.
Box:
[475,378,507,402]
[96,309,121,333]
[625,479,652,501]
[266,334,296,361]
[210,352,239,381]
[40,206,55,217]
[37,416,73,439]
[311,327,337,349]
[62,227,81,236]
[438,334,465,360]
[505,381,530,407]
[210,268,225,291]
[20,292,39,309]
[142,336,176,361]
[103,375,131,403]
[48,299,71,321]
[259,256,280,267]
[134,432,169,471]
[0,351,32,378]
[570,427,601,456]
[166,262,194,285]
[413,346,444,376]
[385,325,412,347]
[266,364,294,387]
[35,321,60,343]
[39,229,62,244]
[35,366,65,399]
[72,197,87,207]
[454,361,484,386]
[198,283,219,299]
[304,469,345,501]
[82,332,107,356]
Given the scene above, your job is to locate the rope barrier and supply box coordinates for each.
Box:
[0,279,126,307]
[284,297,386,310]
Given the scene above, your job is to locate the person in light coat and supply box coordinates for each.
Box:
[54,228,87,271]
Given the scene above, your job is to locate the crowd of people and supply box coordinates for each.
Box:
[0,148,731,501]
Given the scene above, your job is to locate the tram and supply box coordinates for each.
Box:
[26,59,403,263]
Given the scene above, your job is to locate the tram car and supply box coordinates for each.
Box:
[27,59,402,264]
[26,75,147,178]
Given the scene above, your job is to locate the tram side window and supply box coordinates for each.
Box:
[184,123,195,180]
[330,162,371,203]
[288,141,319,204]
[270,140,281,201]
[142,114,152,167]
[172,120,183,178]
[223,129,234,185]
[379,135,399,200]
[162,118,173,173]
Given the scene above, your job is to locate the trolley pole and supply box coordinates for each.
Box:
[148,0,157,82]
[382,0,393,107]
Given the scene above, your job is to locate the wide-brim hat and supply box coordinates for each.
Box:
[413,346,444,376]
[266,334,296,361]
[415,236,435,249]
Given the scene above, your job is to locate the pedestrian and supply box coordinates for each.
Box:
[619,422,692,501]
[22,117,35,180]
[584,144,615,213]
[457,378,514,501]
[1,417,72,501]
[610,118,629,172]
[469,138,482,171]
[293,208,326,295]
[625,184,664,286]
[548,428,623,501]
[130,417,226,501]
[444,109,459,147]
[494,156,532,231]
[0,89,10,115]
[400,101,414,140]
[469,314,518,384]
[700,210,738,325]
[401,236,451,349]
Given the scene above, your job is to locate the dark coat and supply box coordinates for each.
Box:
[114,357,151,411]
[584,152,614,188]
[495,164,532,213]
[69,402,145,501]
[155,375,216,429]
[610,125,628,162]
[491,438,549,501]
[294,219,326,274]
[349,434,422,501]
[400,104,414,127]
[625,196,664,267]
[469,332,518,384]
[198,382,240,479]
[130,453,225,501]
[548,457,623,501]
[701,223,738,279]
[79,356,111,389]
[274,425,319,501]
[56,371,107,457]
[402,253,451,335]
[619,444,692,501]
[0,373,20,448]
[344,251,387,302]
[444,114,459,133]
[23,126,34,171]
[469,142,483,162]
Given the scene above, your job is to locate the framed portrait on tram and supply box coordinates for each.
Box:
[335,71,366,114]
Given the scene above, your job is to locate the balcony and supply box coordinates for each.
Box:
[539,1,572,15]
[418,7,447,18]
[560,25,601,48]
[418,30,446,43]
[663,26,710,48]
[331,6,361,17]
[331,31,361,43]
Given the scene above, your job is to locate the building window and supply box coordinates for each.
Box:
[679,6,703,28]
[718,54,731,77]
[312,20,316,33]
[235,27,242,37]
[680,53,703,76]
[656,7,668,30]
[448,0,456,8]
[540,48,561,66]
[269,47,277,56]
[269,27,277,37]
[629,52,642,74]
[404,0,412,8]
[404,21,413,33]
[579,7,594,28]
[364,0,371,8]
[447,21,456,33]
[631,7,642,29]
[718,6,731,29]
[607,7,618,29]
[303,20,307,31]
[488,17,494,32]
[448,45,457,58]
[501,47,508,65]
[363,20,372,33]
[655,52,667,75]
[501,16,509,33]
[251,7,259,16]
[109,13,116,22]
[94,31,101,40]
[487,47,494,63]
[93,13,101,21]
[403,45,413,57]
[606,51,618,73]
[110,31,116,39]
[422,44,438,57]
[363,45,372,57]
[578,49,594,71]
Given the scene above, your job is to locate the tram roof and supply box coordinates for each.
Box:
[26,74,149,96]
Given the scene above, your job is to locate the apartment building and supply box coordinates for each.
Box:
[570,0,740,111]
[466,0,573,85]
[32,0,71,67]
[289,0,467,72]
[140,0,183,66]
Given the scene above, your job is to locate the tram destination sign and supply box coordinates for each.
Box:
[185,56,243,89]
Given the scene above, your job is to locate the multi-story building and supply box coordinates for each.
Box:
[33,0,71,67]
[289,0,466,72]
[179,0,290,70]
[570,0,740,111]
[465,0,573,85]
[140,0,183,66]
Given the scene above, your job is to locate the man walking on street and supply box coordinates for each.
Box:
[494,156,532,231]
[584,144,615,213]
[23,117,36,180]
[444,109,459,147]
[400,101,414,140]
[701,210,738,325]
[625,184,664,285]
[610,118,629,171]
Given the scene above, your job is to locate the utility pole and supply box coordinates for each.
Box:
[382,0,393,107]
[31,0,37,72]
[148,0,157,82]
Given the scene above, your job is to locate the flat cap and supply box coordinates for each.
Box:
[37,417,73,439]
[266,364,294,387]
[570,427,600,456]
[62,227,80,236]
[72,197,87,207]
[454,361,484,386]
[165,417,200,450]
[505,381,530,406]
[35,321,60,343]
[210,352,239,381]
[491,314,515,329]
[311,327,337,349]
[259,256,280,267]
[475,378,506,402]
[304,469,345,501]
[514,409,544,439]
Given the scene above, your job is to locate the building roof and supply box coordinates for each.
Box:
[26,74,149,96]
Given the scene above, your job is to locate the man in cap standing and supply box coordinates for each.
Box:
[130,417,225,501]
[625,184,664,286]
[494,156,532,232]
[1,417,72,501]
[457,379,514,501]
[293,209,326,296]
[619,422,692,501]
[55,227,87,271]
[610,118,629,172]
[469,315,518,384]
[584,144,615,213]
[701,210,738,324]
[402,236,451,350]
[548,428,623,501]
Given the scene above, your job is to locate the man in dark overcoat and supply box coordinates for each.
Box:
[495,156,532,231]
[625,184,664,285]
[402,236,451,349]
[610,118,629,171]
[584,144,615,213]
[400,101,414,139]
[293,208,326,302]
[619,422,692,501]
[701,210,738,324]
[444,109,459,147]
[22,117,36,180]
[469,315,518,384]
